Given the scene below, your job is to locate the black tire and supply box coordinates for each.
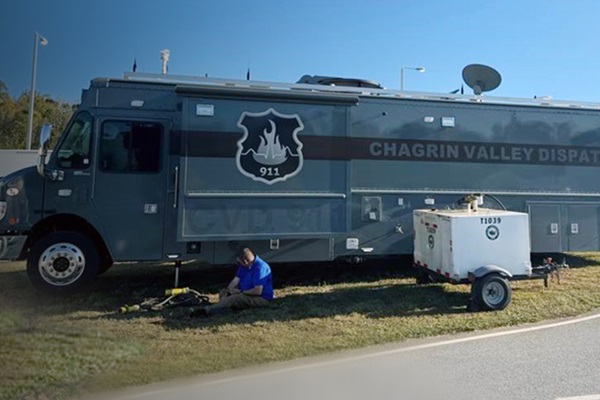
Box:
[98,256,114,276]
[472,273,512,311]
[27,231,100,294]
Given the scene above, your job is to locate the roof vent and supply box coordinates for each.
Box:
[297,75,382,89]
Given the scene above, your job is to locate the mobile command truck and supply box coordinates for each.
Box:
[2,72,600,293]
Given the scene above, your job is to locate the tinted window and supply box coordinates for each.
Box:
[57,112,93,169]
[99,121,162,172]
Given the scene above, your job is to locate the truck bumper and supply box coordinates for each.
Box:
[0,236,27,260]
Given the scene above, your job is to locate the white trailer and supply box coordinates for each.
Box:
[0,150,40,178]
[413,198,542,311]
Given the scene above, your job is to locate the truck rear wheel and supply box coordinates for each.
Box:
[27,231,100,294]
[472,273,512,311]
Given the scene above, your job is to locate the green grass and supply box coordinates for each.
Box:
[2,254,600,399]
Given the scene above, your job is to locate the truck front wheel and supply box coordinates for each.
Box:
[27,231,100,294]
[471,273,512,311]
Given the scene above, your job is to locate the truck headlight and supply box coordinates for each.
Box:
[0,201,6,221]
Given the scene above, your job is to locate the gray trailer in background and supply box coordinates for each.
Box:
[2,71,600,293]
[0,150,40,179]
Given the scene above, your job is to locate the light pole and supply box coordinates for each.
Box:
[26,32,48,150]
[400,66,425,91]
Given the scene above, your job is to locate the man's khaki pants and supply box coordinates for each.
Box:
[206,289,270,314]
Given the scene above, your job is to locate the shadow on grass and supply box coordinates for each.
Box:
[2,252,597,327]
[0,257,416,315]
[88,279,469,332]
[0,258,467,326]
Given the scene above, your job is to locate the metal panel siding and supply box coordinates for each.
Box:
[349,99,600,194]
[178,97,349,241]
[212,238,333,264]
[181,197,345,239]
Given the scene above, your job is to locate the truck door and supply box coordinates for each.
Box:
[92,118,169,261]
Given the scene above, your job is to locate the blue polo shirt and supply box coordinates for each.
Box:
[235,255,273,300]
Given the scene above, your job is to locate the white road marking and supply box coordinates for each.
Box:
[555,395,600,400]
[118,311,600,399]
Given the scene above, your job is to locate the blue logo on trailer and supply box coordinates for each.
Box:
[486,225,500,240]
[236,108,304,184]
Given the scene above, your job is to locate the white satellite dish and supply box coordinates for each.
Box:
[462,64,502,95]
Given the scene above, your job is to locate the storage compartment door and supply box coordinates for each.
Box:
[566,204,600,251]
[528,204,561,252]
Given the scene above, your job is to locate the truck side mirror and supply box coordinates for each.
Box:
[39,124,52,151]
[37,124,53,178]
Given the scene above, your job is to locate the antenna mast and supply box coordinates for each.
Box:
[160,49,170,75]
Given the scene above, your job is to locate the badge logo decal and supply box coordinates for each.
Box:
[236,108,304,184]
[486,225,500,240]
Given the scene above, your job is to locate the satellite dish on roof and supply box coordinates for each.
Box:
[462,64,502,95]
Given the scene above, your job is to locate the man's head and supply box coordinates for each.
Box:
[236,247,255,268]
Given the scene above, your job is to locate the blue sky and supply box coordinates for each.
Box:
[2,0,600,103]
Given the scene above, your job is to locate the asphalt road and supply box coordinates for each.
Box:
[105,312,600,400]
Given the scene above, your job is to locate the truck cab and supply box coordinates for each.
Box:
[0,81,175,293]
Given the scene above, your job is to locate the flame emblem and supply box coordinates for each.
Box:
[236,108,304,184]
[253,120,288,165]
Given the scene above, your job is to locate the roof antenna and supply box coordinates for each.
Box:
[160,49,170,75]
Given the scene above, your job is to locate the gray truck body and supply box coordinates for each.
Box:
[2,72,600,289]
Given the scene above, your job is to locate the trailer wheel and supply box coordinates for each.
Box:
[472,273,512,311]
[27,231,100,294]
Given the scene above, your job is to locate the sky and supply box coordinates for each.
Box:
[2,0,600,104]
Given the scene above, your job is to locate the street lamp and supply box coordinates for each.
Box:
[26,32,48,150]
[400,66,425,91]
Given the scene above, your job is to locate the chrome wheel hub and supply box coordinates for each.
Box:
[38,242,86,286]
[483,281,505,306]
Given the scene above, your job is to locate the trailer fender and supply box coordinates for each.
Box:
[468,265,513,282]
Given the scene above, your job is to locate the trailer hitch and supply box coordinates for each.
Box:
[531,257,569,287]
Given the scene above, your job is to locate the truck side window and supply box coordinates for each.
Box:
[99,121,162,172]
[57,112,93,169]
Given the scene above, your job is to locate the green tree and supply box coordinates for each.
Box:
[0,81,74,150]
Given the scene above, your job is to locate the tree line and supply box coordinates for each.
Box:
[0,81,74,150]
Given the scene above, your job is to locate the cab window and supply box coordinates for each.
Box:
[57,112,93,169]
[99,121,162,173]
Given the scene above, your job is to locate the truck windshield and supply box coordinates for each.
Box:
[57,112,93,169]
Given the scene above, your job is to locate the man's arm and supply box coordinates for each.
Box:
[241,285,263,296]
[227,277,241,294]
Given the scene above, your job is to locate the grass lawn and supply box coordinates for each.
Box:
[2,254,600,400]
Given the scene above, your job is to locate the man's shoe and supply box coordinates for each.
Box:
[190,308,210,318]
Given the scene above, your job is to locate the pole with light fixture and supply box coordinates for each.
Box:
[400,66,425,91]
[26,32,48,150]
